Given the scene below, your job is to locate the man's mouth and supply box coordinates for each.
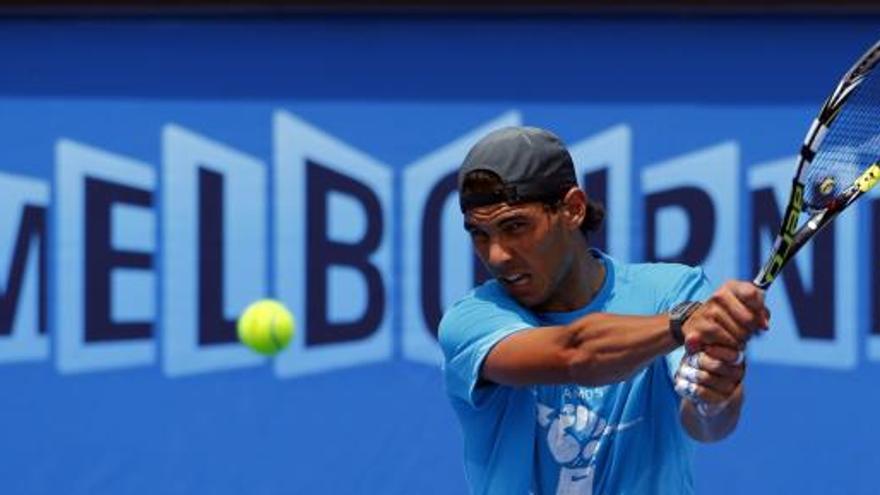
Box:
[499,273,530,287]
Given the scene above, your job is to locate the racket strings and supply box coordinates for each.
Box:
[803,66,880,211]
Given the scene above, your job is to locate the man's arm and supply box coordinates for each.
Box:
[483,313,678,388]
[675,345,746,442]
[483,281,766,388]
[680,385,743,442]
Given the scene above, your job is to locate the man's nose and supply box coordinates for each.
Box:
[487,238,513,267]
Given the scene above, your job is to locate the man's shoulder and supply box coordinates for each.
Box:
[616,260,704,284]
[438,280,535,348]
[443,279,518,315]
[609,258,709,309]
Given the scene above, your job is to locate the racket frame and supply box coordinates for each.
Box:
[753,40,880,290]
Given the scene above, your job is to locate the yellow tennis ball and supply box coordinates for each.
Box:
[237,299,295,355]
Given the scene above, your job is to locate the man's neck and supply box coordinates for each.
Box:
[536,244,606,313]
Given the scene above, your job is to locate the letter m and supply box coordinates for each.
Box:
[0,172,48,362]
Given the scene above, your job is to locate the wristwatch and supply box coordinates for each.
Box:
[668,301,702,345]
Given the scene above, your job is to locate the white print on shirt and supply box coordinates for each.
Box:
[536,401,643,495]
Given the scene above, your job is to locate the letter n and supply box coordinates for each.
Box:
[748,156,856,369]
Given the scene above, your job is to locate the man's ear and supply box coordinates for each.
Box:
[560,187,587,231]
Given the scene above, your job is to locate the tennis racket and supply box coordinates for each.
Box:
[754,39,880,290]
[678,39,880,414]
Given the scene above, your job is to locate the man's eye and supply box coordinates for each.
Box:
[469,230,489,242]
[504,221,527,233]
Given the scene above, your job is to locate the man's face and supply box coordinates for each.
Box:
[464,201,575,309]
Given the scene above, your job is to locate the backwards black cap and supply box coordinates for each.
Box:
[458,126,578,212]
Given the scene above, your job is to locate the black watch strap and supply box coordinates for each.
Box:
[668,301,702,345]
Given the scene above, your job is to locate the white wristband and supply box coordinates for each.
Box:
[695,400,728,417]
[674,378,698,400]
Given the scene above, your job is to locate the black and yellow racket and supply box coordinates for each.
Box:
[754,39,880,290]
[679,40,880,402]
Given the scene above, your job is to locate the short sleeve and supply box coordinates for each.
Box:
[438,282,537,409]
[659,266,713,380]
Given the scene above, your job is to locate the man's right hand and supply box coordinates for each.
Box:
[682,280,770,352]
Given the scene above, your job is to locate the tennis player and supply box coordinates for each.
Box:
[439,127,769,495]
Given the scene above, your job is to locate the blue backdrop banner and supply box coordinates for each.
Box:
[0,15,878,495]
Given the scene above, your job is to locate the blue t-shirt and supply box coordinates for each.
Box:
[439,251,711,495]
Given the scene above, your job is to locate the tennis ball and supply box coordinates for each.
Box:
[237,299,295,355]
[818,176,836,196]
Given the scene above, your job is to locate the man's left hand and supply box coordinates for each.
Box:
[674,345,745,416]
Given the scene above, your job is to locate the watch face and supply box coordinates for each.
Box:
[671,301,696,319]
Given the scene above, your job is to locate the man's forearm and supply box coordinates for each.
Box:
[680,384,744,442]
[564,313,679,387]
